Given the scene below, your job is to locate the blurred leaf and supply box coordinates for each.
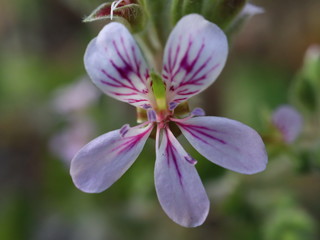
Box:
[290,45,320,113]
[263,207,316,240]
[203,0,247,29]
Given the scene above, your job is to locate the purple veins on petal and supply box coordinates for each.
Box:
[162,14,228,104]
[176,121,226,145]
[176,116,267,175]
[115,124,153,155]
[84,22,152,108]
[70,123,153,193]
[155,127,209,227]
[163,128,182,182]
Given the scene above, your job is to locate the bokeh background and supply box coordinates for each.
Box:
[1,0,320,239]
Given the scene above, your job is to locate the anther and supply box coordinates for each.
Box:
[120,124,130,137]
[147,109,157,122]
[169,101,178,111]
[142,104,151,109]
[191,107,205,117]
[184,155,197,165]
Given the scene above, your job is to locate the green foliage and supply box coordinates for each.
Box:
[290,46,320,114]
[263,208,316,240]
[203,0,247,29]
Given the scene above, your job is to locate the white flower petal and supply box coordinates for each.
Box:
[84,22,154,109]
[162,14,228,106]
[70,123,153,193]
[176,116,267,174]
[155,127,209,227]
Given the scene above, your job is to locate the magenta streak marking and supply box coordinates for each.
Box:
[120,37,133,67]
[100,69,142,93]
[168,46,173,73]
[126,99,148,103]
[145,70,150,80]
[169,35,183,74]
[113,38,146,86]
[129,45,145,86]
[172,43,180,76]
[164,129,183,186]
[113,40,132,70]
[179,41,202,74]
[162,74,168,79]
[169,36,194,80]
[110,92,138,96]
[109,59,135,88]
[180,55,212,85]
[179,76,206,87]
[178,123,226,145]
[174,97,188,102]
[176,89,200,96]
[189,42,205,71]
[177,63,220,91]
[114,126,152,155]
[131,45,144,83]
[163,65,169,73]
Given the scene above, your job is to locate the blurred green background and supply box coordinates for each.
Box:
[0,0,320,239]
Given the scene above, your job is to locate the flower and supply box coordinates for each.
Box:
[52,77,100,114]
[272,105,303,143]
[70,14,268,227]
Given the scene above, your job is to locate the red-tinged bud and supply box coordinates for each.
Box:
[83,1,146,33]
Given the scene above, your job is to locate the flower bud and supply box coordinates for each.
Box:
[83,1,147,33]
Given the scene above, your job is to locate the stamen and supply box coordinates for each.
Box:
[169,101,178,111]
[191,107,205,116]
[110,0,123,20]
[184,155,197,165]
[142,104,151,109]
[120,124,130,137]
[147,109,157,122]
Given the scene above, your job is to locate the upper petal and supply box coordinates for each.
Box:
[162,14,228,107]
[175,116,267,174]
[84,22,154,109]
[70,123,153,193]
[155,127,209,227]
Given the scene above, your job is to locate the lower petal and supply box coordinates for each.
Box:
[155,127,209,228]
[175,116,268,174]
[70,123,153,193]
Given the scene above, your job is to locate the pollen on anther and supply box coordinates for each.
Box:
[142,104,151,109]
[169,101,178,110]
[147,109,157,122]
[191,107,205,117]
